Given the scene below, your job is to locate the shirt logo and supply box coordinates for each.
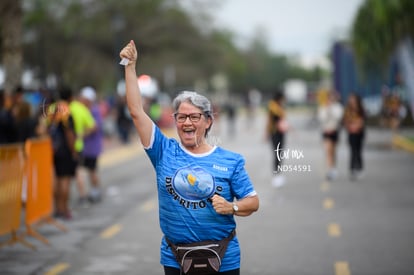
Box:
[213,164,228,171]
[172,166,215,201]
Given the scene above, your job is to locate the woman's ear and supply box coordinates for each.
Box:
[204,117,213,135]
[207,117,213,129]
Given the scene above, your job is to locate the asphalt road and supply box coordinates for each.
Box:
[1,109,414,275]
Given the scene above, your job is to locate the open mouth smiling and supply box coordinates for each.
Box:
[182,128,198,140]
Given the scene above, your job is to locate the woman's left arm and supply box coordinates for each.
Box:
[211,194,259,217]
[233,195,259,217]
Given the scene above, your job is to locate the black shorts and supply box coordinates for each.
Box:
[164,266,239,275]
[54,155,77,177]
[322,131,339,143]
[79,156,98,171]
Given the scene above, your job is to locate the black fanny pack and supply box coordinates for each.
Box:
[165,229,236,275]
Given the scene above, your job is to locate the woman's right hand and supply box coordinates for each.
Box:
[119,40,137,66]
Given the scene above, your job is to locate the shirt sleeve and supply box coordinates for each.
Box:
[230,155,257,199]
[144,123,170,169]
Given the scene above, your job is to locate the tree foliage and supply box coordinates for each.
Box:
[23,0,220,92]
[351,0,414,73]
[0,0,327,97]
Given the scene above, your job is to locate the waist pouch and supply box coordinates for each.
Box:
[165,229,236,275]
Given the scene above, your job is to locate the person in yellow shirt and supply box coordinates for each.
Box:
[266,90,288,188]
[69,92,96,206]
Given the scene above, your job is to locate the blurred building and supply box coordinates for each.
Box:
[332,41,413,121]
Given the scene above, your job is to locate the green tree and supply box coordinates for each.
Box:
[18,0,324,99]
[228,28,326,97]
[351,0,414,73]
[22,0,226,93]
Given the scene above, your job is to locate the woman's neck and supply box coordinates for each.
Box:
[183,141,213,154]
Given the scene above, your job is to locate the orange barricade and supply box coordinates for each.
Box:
[24,137,66,245]
[0,143,35,249]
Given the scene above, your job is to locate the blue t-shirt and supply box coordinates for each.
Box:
[144,124,257,271]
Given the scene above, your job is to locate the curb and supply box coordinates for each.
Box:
[392,134,414,154]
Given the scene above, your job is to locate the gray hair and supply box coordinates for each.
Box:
[172,91,214,136]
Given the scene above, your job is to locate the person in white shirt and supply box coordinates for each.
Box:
[317,91,344,181]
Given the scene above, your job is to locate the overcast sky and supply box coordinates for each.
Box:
[212,0,365,68]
